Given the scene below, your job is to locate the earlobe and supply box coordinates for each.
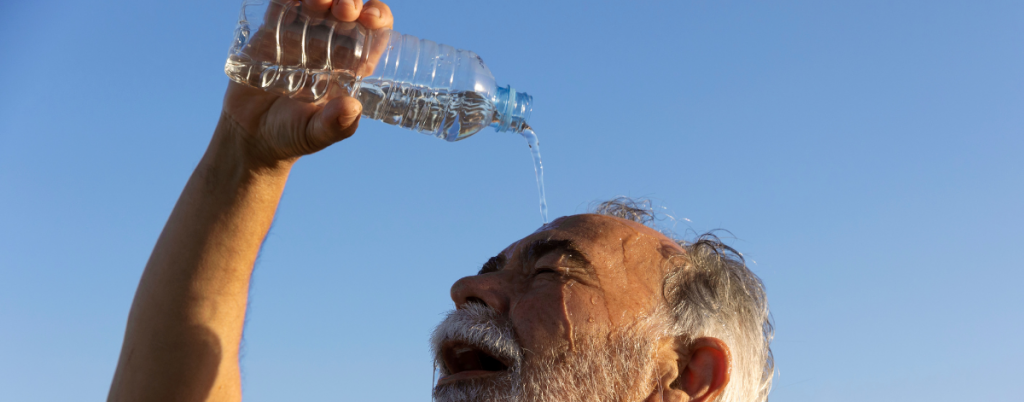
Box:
[646,337,731,402]
[677,337,731,402]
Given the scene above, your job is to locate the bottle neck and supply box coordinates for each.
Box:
[493,85,533,133]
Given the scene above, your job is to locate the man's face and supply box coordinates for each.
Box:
[432,214,684,402]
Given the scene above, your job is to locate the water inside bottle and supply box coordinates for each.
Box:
[226,54,497,141]
[520,127,549,224]
[355,79,496,141]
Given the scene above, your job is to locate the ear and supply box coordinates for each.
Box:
[645,337,731,402]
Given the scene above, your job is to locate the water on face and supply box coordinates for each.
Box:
[520,128,549,224]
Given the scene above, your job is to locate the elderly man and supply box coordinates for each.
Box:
[107,1,773,401]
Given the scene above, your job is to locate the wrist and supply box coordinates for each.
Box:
[212,111,298,177]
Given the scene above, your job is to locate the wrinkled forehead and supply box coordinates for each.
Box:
[505,214,684,263]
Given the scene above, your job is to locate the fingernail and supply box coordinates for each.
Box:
[362,6,380,18]
[339,0,355,9]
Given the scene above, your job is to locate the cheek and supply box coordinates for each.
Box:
[509,282,570,349]
[509,281,608,352]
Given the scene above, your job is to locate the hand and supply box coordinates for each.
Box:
[220,0,394,168]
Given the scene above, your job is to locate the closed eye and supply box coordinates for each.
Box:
[533,267,561,277]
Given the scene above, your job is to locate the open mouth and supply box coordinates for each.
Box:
[438,341,510,385]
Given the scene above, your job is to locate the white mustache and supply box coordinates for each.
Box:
[430,303,524,375]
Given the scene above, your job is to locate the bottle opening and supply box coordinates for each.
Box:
[494,85,533,133]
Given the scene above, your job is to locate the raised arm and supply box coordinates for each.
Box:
[107,2,393,401]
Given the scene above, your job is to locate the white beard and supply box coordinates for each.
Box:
[431,303,662,402]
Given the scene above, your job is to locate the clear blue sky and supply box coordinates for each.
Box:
[1,0,1022,400]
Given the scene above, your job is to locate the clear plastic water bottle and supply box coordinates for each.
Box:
[225,0,532,141]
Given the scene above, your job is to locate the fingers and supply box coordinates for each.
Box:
[331,0,364,22]
[302,0,391,27]
[359,0,393,30]
[308,96,362,150]
[303,0,333,13]
[356,27,391,77]
[303,0,361,23]
[353,0,394,76]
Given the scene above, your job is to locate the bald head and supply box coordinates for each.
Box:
[433,201,772,402]
[436,213,685,402]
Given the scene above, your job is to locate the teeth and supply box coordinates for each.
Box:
[454,347,473,355]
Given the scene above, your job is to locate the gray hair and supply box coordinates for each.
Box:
[591,197,774,402]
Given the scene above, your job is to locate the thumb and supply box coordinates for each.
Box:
[307,96,362,151]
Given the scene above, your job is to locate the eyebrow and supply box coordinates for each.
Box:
[478,254,506,275]
[477,239,591,275]
[522,239,591,267]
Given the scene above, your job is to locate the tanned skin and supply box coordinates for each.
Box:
[107,2,393,401]
[107,1,733,401]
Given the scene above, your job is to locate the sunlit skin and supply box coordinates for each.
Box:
[107,1,394,401]
[449,215,732,402]
[451,215,680,358]
[107,1,730,401]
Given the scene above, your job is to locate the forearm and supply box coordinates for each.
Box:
[109,115,294,402]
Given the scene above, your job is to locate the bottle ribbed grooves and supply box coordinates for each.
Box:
[359,32,470,139]
[227,0,530,140]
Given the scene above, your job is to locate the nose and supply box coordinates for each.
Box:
[450,274,510,314]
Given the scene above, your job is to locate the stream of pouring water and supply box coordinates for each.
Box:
[520,127,549,223]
